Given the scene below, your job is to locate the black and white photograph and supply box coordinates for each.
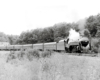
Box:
[0,0,100,80]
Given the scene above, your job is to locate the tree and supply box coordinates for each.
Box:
[40,27,54,42]
[8,35,19,45]
[0,32,9,42]
[53,22,70,40]
[85,15,98,37]
[84,29,90,38]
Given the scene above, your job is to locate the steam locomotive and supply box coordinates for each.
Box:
[0,36,91,53]
[64,37,91,53]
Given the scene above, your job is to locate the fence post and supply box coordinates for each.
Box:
[64,40,66,52]
[13,45,14,51]
[56,42,57,50]
[6,46,7,51]
[32,44,33,49]
[43,43,44,51]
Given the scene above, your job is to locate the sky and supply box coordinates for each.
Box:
[0,0,100,35]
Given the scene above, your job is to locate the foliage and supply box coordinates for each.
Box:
[41,50,52,58]
[41,27,54,42]
[0,32,9,42]
[84,29,90,38]
[85,14,100,37]
[92,47,98,53]
[26,49,40,60]
[53,23,70,39]
[7,49,40,62]
[7,49,54,62]
[0,32,19,45]
[17,22,71,44]
[6,51,17,62]
[91,38,100,53]
[8,35,19,45]
[98,47,100,53]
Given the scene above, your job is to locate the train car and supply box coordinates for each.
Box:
[0,45,16,51]
[13,45,23,50]
[0,46,7,50]
[33,43,43,50]
[57,40,65,51]
[22,44,33,50]
[6,45,14,51]
[44,42,56,50]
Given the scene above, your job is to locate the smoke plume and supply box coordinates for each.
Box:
[77,18,87,30]
[68,28,81,43]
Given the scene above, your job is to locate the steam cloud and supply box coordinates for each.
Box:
[68,28,81,43]
[67,18,88,43]
[77,18,87,30]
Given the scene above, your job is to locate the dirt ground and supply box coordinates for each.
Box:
[0,51,100,80]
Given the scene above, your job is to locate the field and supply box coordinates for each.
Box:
[0,51,100,80]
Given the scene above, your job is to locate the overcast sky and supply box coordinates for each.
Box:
[0,0,100,35]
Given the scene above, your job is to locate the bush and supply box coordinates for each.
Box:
[41,50,52,58]
[98,47,100,53]
[6,51,16,62]
[26,49,40,60]
[92,47,98,53]
[91,38,100,53]
[17,50,26,60]
[6,49,53,62]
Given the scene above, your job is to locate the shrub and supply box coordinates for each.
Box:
[94,42,99,48]
[92,47,98,53]
[6,51,16,62]
[41,50,52,58]
[91,38,100,53]
[91,38,99,46]
[26,49,40,60]
[98,47,100,53]
[17,50,26,60]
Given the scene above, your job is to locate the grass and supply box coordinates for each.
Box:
[1,51,100,80]
[40,53,100,80]
[6,49,53,62]
[6,48,99,63]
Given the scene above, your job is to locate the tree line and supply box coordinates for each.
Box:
[1,13,100,45]
[17,23,77,44]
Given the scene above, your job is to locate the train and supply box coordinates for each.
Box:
[0,36,91,53]
[0,41,65,51]
[64,37,91,53]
